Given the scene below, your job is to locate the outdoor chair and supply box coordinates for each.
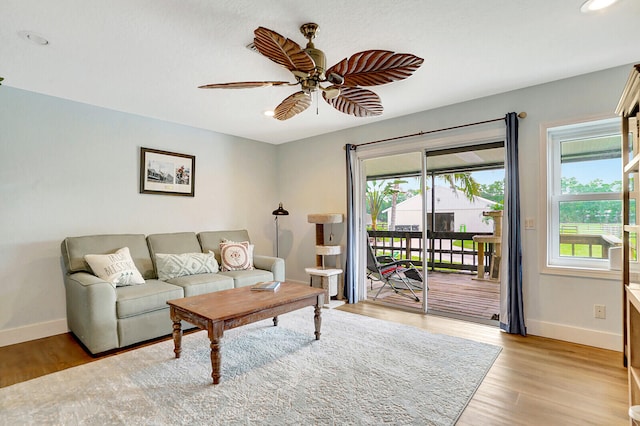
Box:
[366,238,423,302]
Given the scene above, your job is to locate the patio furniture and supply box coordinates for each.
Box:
[472,211,503,282]
[366,237,423,302]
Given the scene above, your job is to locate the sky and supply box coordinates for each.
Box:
[561,158,620,185]
[400,158,620,192]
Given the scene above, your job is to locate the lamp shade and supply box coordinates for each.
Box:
[272,202,289,216]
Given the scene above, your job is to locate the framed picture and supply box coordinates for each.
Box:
[140,147,195,196]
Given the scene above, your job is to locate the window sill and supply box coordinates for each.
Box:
[541,265,620,280]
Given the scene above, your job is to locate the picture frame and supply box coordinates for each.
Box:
[140,147,195,196]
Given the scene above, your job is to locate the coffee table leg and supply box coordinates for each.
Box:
[170,309,182,358]
[314,297,322,340]
[210,338,221,384]
[273,316,278,327]
[209,321,223,385]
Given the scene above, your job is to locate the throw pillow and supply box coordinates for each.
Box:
[155,251,219,280]
[219,240,254,271]
[84,247,145,288]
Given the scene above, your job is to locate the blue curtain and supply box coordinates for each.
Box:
[344,144,357,303]
[501,112,526,335]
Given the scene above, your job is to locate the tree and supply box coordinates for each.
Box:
[559,177,622,224]
[388,179,407,231]
[480,179,505,209]
[437,173,480,202]
[366,179,408,230]
[366,180,387,230]
[366,174,481,230]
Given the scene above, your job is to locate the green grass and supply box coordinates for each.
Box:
[559,244,603,258]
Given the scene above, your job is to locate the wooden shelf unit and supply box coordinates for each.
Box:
[627,286,640,412]
[619,64,640,418]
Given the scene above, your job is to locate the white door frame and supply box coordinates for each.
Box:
[352,126,506,309]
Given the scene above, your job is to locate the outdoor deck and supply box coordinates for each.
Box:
[366,270,501,323]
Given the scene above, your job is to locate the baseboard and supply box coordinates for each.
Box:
[0,319,68,348]
[526,319,622,351]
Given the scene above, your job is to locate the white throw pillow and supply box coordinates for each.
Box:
[84,247,145,288]
[155,251,219,280]
[219,240,254,271]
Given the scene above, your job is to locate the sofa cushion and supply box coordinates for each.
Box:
[62,234,155,279]
[219,268,274,288]
[146,232,204,277]
[115,280,183,319]
[155,252,219,280]
[146,232,202,258]
[84,247,146,287]
[219,240,254,271]
[165,273,234,297]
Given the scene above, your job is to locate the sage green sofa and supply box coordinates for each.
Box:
[61,230,284,355]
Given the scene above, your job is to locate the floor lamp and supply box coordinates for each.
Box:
[272,202,289,257]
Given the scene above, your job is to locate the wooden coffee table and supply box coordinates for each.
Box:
[166,282,326,384]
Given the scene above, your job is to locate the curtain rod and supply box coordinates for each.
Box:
[352,112,527,148]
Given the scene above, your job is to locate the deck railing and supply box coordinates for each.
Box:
[367,230,493,273]
[368,230,620,272]
[558,233,621,259]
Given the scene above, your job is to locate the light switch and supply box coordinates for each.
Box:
[524,218,535,229]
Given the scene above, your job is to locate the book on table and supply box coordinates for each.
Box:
[251,281,281,291]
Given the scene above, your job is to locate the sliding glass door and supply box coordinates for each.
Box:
[360,142,505,323]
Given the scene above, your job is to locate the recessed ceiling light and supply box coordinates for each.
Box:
[580,0,620,13]
[263,110,275,117]
[18,31,49,45]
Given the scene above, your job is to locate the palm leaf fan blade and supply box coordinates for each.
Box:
[273,91,311,120]
[324,86,383,117]
[326,50,424,87]
[198,81,291,89]
[253,27,315,73]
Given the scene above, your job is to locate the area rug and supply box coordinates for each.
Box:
[0,308,501,425]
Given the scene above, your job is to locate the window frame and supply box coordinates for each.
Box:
[541,115,621,276]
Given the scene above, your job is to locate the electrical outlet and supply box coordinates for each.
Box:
[594,304,606,319]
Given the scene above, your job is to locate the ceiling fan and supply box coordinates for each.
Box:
[199,23,424,121]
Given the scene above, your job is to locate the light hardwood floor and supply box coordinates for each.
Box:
[339,302,629,425]
[0,302,630,425]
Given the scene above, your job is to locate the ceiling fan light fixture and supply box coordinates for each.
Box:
[320,86,341,99]
[580,0,620,13]
[327,72,344,85]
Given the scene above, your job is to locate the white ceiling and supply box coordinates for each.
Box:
[1,0,638,144]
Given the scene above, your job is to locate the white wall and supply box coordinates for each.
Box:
[277,63,634,351]
[0,87,279,345]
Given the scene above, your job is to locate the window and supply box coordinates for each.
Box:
[545,117,622,270]
[426,212,455,232]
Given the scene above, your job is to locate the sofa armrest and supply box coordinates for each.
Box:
[63,272,119,354]
[253,255,285,281]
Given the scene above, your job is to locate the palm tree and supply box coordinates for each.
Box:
[387,179,407,231]
[367,179,407,230]
[367,173,481,230]
[437,172,480,202]
[366,180,387,230]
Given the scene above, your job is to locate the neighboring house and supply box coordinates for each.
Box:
[382,186,497,233]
